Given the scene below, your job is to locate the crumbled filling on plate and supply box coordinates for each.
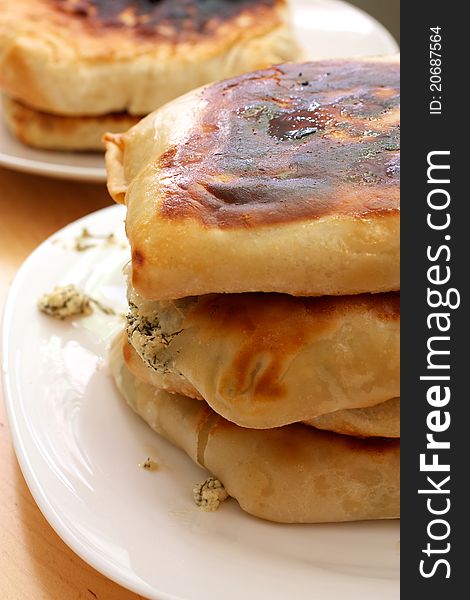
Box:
[139,457,158,471]
[193,477,228,512]
[38,284,117,319]
[38,284,92,319]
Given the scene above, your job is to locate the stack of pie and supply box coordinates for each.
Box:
[0,0,298,150]
[105,56,400,523]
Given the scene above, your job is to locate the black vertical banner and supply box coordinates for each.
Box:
[401,2,467,598]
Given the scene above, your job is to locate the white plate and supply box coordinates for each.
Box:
[0,113,107,182]
[0,0,398,183]
[2,205,400,600]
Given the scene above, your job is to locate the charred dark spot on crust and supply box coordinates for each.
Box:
[51,0,277,39]
[157,60,400,228]
[268,106,337,140]
[132,248,145,268]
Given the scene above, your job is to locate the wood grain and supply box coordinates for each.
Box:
[0,166,144,600]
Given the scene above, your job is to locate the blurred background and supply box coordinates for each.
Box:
[349,0,400,43]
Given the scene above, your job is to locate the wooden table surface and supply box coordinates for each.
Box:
[0,166,145,600]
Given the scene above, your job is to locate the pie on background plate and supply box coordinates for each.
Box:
[0,0,398,182]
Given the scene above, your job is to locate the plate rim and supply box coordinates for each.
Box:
[0,149,107,182]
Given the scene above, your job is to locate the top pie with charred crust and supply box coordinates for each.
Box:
[105,57,400,300]
[0,0,298,116]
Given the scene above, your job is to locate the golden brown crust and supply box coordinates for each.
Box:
[2,95,140,150]
[110,336,400,523]
[306,397,400,438]
[205,420,399,523]
[0,0,298,115]
[155,60,399,228]
[124,291,400,428]
[123,327,400,438]
[184,293,399,409]
[105,58,400,299]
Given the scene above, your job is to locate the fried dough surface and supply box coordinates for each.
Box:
[105,58,400,298]
[0,0,297,115]
[110,334,400,523]
[2,95,139,150]
[123,291,400,428]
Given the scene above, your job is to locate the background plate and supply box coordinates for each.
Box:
[2,206,400,600]
[0,0,398,183]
